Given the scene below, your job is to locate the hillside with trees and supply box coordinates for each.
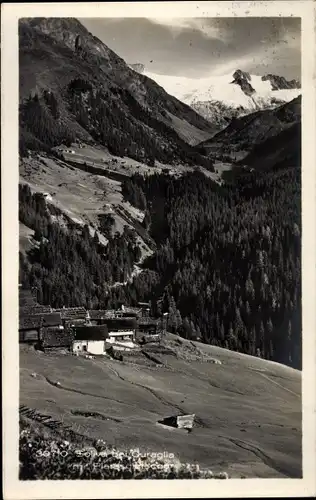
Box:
[19,18,214,167]
[18,17,301,371]
[119,168,301,369]
[19,184,141,308]
[19,164,301,369]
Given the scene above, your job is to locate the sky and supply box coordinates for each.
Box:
[80,17,301,80]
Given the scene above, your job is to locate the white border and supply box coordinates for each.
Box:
[2,2,316,499]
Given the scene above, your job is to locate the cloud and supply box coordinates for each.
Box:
[80,17,301,80]
[207,54,260,77]
[148,18,230,42]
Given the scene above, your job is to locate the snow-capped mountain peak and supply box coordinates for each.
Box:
[140,68,301,130]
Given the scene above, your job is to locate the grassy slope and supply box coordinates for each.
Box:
[19,151,156,254]
[20,335,301,479]
[19,222,36,255]
[19,144,197,258]
[19,18,215,152]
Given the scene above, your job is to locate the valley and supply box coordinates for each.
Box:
[17,16,302,482]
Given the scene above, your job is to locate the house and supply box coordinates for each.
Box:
[121,305,141,314]
[103,317,137,350]
[19,312,62,345]
[72,325,108,355]
[19,315,41,344]
[137,302,151,318]
[138,327,161,344]
[88,309,136,324]
[159,414,195,430]
[119,303,153,319]
[41,327,73,350]
[137,318,159,336]
[87,310,110,326]
[19,304,52,316]
[41,312,63,329]
[19,288,56,345]
[53,307,87,327]
[139,333,161,345]
[120,305,142,318]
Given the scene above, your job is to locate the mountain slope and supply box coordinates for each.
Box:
[143,68,301,132]
[198,95,301,162]
[20,337,301,478]
[19,18,215,164]
[242,122,301,171]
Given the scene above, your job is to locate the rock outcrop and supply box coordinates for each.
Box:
[129,63,145,74]
[262,73,301,90]
[231,70,256,96]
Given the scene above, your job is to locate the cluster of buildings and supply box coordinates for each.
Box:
[19,288,165,357]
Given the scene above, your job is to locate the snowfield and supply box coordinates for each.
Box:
[145,71,301,112]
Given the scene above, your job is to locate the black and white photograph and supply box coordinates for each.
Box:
[2,1,316,498]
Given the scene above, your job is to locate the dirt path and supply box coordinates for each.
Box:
[224,436,300,478]
[258,372,299,398]
[44,376,157,416]
[104,364,185,415]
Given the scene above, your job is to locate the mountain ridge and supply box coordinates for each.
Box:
[197,95,301,165]
[142,67,301,131]
[19,17,215,164]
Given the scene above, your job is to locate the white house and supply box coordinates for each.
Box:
[103,318,137,351]
[72,325,108,355]
[106,330,135,350]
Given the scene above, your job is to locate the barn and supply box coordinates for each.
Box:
[137,318,159,339]
[54,307,87,327]
[41,327,73,349]
[19,316,41,344]
[87,310,109,326]
[19,312,63,345]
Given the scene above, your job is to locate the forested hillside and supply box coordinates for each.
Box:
[19,184,141,307]
[18,17,301,371]
[120,168,301,369]
[198,95,301,164]
[19,18,214,167]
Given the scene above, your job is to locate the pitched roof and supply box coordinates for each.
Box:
[19,312,62,330]
[73,325,108,341]
[122,306,142,316]
[41,312,62,327]
[88,310,109,320]
[53,307,87,320]
[138,317,158,326]
[89,310,137,320]
[19,315,41,330]
[103,317,137,331]
[42,328,73,348]
[19,305,52,316]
